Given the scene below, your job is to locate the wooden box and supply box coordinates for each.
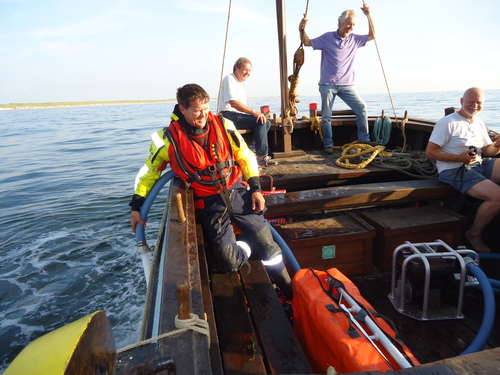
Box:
[274,213,375,276]
[359,206,464,272]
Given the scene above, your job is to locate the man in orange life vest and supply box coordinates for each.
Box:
[130,83,292,298]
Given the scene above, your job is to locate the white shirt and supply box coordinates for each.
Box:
[429,111,492,172]
[218,73,247,113]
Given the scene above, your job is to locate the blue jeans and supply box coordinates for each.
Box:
[220,111,271,157]
[319,85,370,148]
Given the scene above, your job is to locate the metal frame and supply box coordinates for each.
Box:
[388,240,479,320]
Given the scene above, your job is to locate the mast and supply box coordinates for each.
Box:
[275,0,292,152]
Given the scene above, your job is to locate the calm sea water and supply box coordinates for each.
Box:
[1,90,499,371]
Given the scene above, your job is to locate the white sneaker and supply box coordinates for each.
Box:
[258,155,278,167]
[236,241,251,258]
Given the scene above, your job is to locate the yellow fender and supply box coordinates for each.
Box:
[5,311,116,375]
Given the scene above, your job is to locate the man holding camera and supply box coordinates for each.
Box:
[426,87,500,253]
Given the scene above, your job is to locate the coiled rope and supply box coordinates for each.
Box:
[119,313,210,354]
[334,142,438,179]
[335,142,391,169]
[372,115,392,145]
[372,152,438,179]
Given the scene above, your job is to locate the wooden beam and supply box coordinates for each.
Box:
[265,179,457,216]
[239,261,312,374]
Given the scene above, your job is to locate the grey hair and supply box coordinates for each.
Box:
[233,57,252,73]
[338,10,356,25]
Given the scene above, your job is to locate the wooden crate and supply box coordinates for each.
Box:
[359,206,465,272]
[274,213,375,276]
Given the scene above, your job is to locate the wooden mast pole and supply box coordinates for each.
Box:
[275,0,293,153]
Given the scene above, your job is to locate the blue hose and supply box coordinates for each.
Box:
[268,221,301,274]
[134,172,302,277]
[488,278,500,290]
[460,259,496,355]
[478,253,500,260]
[135,170,177,243]
[477,252,500,294]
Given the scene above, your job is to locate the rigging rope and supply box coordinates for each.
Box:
[362,0,398,121]
[288,0,310,119]
[361,0,409,149]
[217,0,233,113]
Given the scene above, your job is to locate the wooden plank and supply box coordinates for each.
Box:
[265,179,457,216]
[211,272,267,375]
[239,261,313,374]
[197,225,224,375]
[419,347,500,375]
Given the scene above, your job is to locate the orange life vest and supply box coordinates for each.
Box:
[165,112,242,197]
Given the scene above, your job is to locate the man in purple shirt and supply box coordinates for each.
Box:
[299,3,376,154]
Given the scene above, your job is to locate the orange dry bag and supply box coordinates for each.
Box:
[293,268,419,374]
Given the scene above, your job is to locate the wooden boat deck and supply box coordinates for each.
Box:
[261,149,500,368]
[262,148,432,190]
[350,268,500,364]
[119,145,500,374]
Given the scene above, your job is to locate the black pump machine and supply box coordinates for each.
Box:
[388,240,479,320]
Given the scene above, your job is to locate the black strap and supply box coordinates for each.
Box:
[309,268,360,338]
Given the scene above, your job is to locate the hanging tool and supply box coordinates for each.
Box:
[288,0,310,118]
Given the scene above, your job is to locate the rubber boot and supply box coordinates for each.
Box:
[266,262,293,300]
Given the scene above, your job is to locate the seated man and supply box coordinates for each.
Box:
[218,57,277,167]
[130,83,292,298]
[426,87,500,253]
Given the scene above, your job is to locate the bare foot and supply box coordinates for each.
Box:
[465,230,491,253]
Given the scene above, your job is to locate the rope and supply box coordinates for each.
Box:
[334,142,437,179]
[335,142,390,169]
[392,115,409,153]
[301,115,323,139]
[362,0,401,130]
[372,152,438,179]
[119,313,210,354]
[372,116,392,145]
[217,0,233,112]
[288,0,311,118]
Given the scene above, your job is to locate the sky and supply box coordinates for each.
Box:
[1,0,500,104]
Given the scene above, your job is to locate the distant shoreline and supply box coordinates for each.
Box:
[0,99,177,111]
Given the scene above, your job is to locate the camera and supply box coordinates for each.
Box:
[468,146,479,156]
